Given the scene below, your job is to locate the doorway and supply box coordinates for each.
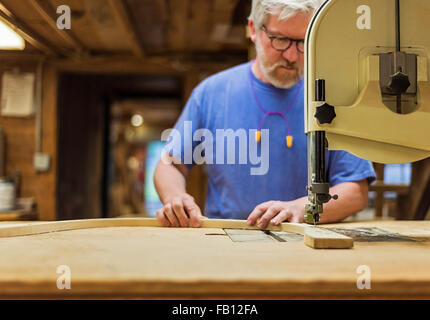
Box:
[57,73,182,220]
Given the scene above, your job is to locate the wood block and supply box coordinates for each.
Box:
[304,227,354,249]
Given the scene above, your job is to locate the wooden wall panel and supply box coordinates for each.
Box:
[0,56,57,221]
[38,63,58,221]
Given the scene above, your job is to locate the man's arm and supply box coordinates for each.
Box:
[154,154,203,227]
[247,179,369,228]
[317,179,369,224]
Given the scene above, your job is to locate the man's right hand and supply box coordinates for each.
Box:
[156,193,203,228]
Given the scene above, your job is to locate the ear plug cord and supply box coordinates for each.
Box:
[249,61,302,148]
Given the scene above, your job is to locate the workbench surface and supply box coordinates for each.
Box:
[0,220,429,299]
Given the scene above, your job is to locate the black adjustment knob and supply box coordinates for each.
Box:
[387,71,410,95]
[315,102,336,124]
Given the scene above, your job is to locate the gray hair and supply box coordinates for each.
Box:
[249,0,324,29]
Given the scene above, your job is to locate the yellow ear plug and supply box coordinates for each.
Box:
[286,135,293,148]
[256,130,261,142]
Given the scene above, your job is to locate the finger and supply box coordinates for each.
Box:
[183,197,202,228]
[164,203,180,227]
[247,201,274,225]
[183,194,195,202]
[290,213,304,224]
[156,208,170,227]
[258,204,283,229]
[271,210,293,225]
[172,197,189,227]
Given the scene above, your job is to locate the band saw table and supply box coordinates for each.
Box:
[0,218,429,299]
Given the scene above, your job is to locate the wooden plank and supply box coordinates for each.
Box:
[0,217,353,249]
[167,0,189,51]
[50,54,242,75]
[305,227,354,249]
[0,52,46,59]
[0,218,303,237]
[126,0,167,51]
[185,0,212,50]
[107,0,144,57]
[80,0,135,51]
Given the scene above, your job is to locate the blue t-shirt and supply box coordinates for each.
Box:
[165,61,376,219]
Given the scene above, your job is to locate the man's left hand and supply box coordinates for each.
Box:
[247,198,307,229]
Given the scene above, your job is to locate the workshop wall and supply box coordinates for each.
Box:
[0,53,234,221]
[0,55,58,220]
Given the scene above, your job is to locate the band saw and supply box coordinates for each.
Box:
[304,0,430,224]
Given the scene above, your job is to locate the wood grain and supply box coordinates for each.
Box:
[305,227,354,249]
[0,220,429,299]
[0,217,300,236]
[0,218,354,249]
[108,0,144,57]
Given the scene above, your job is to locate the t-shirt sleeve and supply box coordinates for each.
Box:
[162,88,202,169]
[326,150,376,186]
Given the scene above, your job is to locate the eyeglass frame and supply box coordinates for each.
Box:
[261,25,305,54]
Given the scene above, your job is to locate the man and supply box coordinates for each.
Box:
[154,0,376,228]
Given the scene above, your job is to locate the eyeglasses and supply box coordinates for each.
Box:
[261,25,305,54]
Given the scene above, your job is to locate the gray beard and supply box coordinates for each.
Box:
[255,40,302,89]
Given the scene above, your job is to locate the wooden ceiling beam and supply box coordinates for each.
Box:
[167,0,189,51]
[0,2,60,56]
[0,2,12,17]
[29,0,86,55]
[125,0,167,51]
[107,0,144,57]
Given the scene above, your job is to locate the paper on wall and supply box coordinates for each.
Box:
[0,72,35,117]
